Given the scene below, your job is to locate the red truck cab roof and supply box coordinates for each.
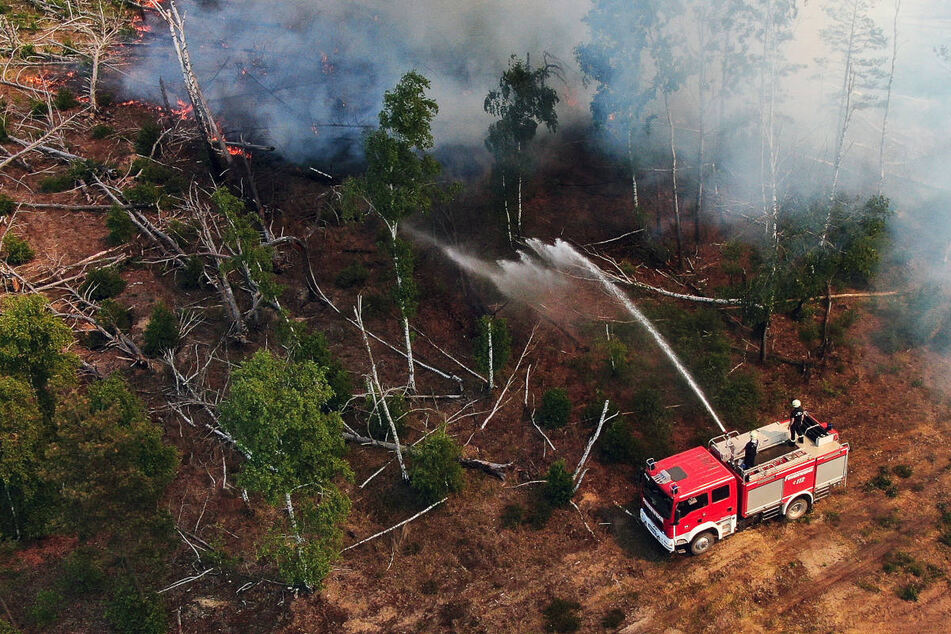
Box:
[646,446,734,499]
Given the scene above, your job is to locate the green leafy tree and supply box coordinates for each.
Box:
[106,583,167,634]
[342,71,454,392]
[0,294,76,420]
[409,425,464,503]
[219,349,351,590]
[484,55,559,242]
[142,302,179,357]
[0,376,46,539]
[45,375,178,540]
[276,318,352,411]
[475,316,511,390]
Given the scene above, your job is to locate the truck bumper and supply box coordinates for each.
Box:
[639,507,675,552]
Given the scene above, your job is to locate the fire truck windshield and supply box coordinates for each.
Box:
[641,472,673,520]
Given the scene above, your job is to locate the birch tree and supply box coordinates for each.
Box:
[484,55,559,241]
[576,1,656,215]
[819,0,887,243]
[343,71,452,393]
[219,349,351,590]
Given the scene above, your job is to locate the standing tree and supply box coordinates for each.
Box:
[45,375,178,541]
[219,349,351,590]
[0,376,45,540]
[343,71,452,392]
[819,0,887,242]
[0,294,76,420]
[474,315,511,390]
[484,55,559,242]
[577,0,655,215]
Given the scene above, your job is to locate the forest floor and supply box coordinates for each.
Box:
[1,12,950,633]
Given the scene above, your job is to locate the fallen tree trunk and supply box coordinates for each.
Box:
[342,432,512,480]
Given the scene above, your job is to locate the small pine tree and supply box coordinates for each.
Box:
[106,205,136,245]
[409,425,464,503]
[2,234,34,265]
[105,583,167,634]
[537,388,572,429]
[0,194,14,216]
[544,460,574,507]
[80,267,126,301]
[142,303,179,357]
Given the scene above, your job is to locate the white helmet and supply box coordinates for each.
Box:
[792,399,801,408]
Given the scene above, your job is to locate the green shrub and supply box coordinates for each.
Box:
[122,183,161,207]
[106,583,167,634]
[366,392,405,439]
[20,44,36,58]
[893,464,913,479]
[409,425,464,503]
[59,547,107,597]
[143,303,179,357]
[500,503,525,529]
[39,172,74,193]
[334,262,369,289]
[0,114,7,143]
[542,597,582,633]
[897,582,921,602]
[537,388,572,429]
[131,157,184,194]
[715,372,761,431]
[81,267,126,301]
[2,234,34,265]
[0,194,12,216]
[0,618,19,633]
[29,589,62,627]
[544,460,574,508]
[134,120,162,157]
[91,124,115,139]
[633,388,672,454]
[98,299,132,333]
[175,255,207,291]
[29,98,47,118]
[599,416,642,465]
[106,205,136,245]
[601,608,625,629]
[53,88,78,110]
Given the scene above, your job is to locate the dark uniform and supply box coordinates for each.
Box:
[743,438,758,470]
[790,404,806,442]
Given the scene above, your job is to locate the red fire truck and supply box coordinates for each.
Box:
[639,414,849,555]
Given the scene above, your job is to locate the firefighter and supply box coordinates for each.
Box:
[743,431,759,470]
[789,398,806,443]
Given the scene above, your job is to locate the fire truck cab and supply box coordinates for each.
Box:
[639,414,849,555]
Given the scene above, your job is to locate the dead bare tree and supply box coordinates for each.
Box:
[151,0,233,168]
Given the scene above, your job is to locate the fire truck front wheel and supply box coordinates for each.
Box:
[689,531,716,556]
[784,496,810,521]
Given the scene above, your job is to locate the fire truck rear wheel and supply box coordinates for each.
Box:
[689,531,716,556]
[784,496,810,521]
